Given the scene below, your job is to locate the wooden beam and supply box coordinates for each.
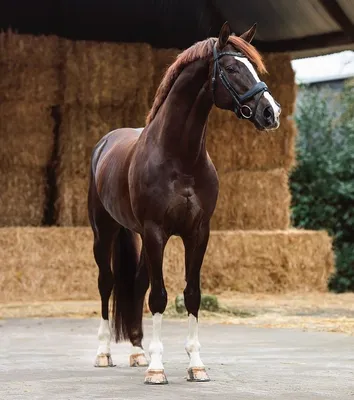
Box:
[249,31,352,53]
[319,0,354,40]
[205,0,235,36]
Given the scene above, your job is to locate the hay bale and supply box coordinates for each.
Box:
[0,227,96,302]
[0,102,54,168]
[0,32,61,103]
[0,63,61,103]
[62,40,154,109]
[0,31,60,66]
[0,168,46,226]
[211,168,291,230]
[56,176,89,226]
[0,228,334,302]
[164,230,334,296]
[207,114,297,172]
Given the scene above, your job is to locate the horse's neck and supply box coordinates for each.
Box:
[153,59,213,163]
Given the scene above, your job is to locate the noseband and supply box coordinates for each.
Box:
[211,43,270,120]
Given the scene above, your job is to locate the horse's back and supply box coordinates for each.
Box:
[91,127,144,177]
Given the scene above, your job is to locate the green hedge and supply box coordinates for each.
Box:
[290,81,354,292]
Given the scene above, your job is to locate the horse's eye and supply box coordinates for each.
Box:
[225,65,237,73]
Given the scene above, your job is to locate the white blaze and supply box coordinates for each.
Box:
[234,55,281,117]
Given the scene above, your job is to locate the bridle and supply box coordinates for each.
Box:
[211,43,270,120]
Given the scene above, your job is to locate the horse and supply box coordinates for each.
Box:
[88,21,281,385]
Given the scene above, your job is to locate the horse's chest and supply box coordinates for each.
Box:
[171,174,195,198]
[165,174,202,227]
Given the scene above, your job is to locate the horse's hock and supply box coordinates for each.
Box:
[0,32,334,298]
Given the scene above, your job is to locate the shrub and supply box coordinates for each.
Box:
[290,81,354,292]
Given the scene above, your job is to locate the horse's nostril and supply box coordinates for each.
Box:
[263,106,273,123]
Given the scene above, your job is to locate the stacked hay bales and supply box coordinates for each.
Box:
[0,228,334,302]
[0,32,60,226]
[57,41,154,225]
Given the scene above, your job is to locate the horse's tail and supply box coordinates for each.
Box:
[111,227,139,342]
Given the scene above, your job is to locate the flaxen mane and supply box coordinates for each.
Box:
[146,36,267,125]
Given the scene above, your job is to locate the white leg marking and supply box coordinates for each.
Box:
[234,55,281,117]
[185,314,204,368]
[148,313,164,371]
[97,318,111,355]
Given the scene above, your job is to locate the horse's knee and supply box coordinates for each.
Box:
[184,286,201,316]
[149,284,167,314]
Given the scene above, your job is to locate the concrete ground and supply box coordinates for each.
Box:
[1,318,354,400]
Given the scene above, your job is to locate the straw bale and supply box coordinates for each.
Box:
[0,228,334,302]
[56,176,89,226]
[262,53,295,84]
[211,169,290,230]
[207,114,297,172]
[62,40,154,108]
[0,63,61,103]
[0,102,54,168]
[0,32,61,103]
[0,167,46,226]
[0,31,60,67]
[164,230,334,296]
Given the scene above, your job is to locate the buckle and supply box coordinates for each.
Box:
[240,105,252,119]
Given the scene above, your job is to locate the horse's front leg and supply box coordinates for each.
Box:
[183,222,210,382]
[143,222,169,385]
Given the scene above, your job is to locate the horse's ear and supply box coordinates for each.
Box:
[240,23,257,43]
[218,21,231,48]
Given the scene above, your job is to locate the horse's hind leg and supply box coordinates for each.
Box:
[128,245,149,367]
[183,222,211,382]
[88,176,118,367]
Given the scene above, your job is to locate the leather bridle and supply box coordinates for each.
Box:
[211,43,271,120]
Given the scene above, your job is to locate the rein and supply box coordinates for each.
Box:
[211,43,270,120]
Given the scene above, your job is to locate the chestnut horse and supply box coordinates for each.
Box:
[88,22,281,384]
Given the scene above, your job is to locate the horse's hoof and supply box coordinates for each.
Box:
[187,367,210,382]
[144,369,168,385]
[94,354,115,367]
[130,353,149,367]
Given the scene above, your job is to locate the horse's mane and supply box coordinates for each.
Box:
[146,36,267,125]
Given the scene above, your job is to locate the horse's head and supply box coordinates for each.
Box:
[211,22,281,131]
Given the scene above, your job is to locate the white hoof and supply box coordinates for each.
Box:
[187,367,210,382]
[144,369,168,385]
[130,353,149,367]
[94,354,115,367]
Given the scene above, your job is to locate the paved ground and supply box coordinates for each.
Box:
[1,318,354,399]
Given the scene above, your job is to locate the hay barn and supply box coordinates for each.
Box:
[1,0,353,300]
